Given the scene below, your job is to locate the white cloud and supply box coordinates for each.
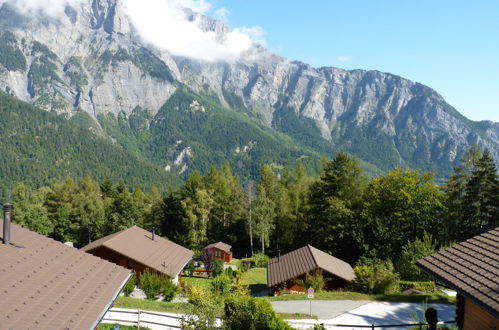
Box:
[0,0,84,16]
[123,0,265,62]
[1,0,267,62]
[337,56,350,62]
[214,7,230,24]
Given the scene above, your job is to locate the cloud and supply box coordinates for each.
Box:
[0,0,84,16]
[214,7,230,24]
[1,0,266,62]
[337,56,350,62]
[123,0,265,62]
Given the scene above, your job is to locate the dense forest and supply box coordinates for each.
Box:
[0,90,180,198]
[7,146,498,277]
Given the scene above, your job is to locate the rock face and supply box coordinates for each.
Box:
[0,0,497,176]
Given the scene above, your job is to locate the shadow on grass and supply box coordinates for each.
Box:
[249,283,269,296]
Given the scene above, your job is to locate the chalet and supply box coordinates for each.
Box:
[81,225,194,283]
[267,244,355,293]
[0,204,131,329]
[204,241,233,262]
[417,227,499,329]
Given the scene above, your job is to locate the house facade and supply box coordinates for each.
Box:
[417,227,499,329]
[204,241,233,262]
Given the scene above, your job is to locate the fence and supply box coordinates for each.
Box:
[287,319,456,329]
[102,307,456,330]
[101,308,184,329]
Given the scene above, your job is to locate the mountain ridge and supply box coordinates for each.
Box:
[0,0,497,181]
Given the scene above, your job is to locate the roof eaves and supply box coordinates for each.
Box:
[417,260,499,318]
[89,272,133,330]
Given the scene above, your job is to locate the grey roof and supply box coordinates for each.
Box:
[204,241,232,253]
[81,225,194,278]
[267,245,355,287]
[417,227,499,318]
[0,222,131,330]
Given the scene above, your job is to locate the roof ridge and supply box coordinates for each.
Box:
[306,244,320,269]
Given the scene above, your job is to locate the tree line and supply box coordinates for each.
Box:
[7,146,499,270]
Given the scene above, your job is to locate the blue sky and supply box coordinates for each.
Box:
[208,0,499,122]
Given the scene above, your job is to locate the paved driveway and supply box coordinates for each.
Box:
[271,300,370,319]
[272,300,455,329]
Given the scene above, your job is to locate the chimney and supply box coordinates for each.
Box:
[152,227,155,241]
[3,203,12,245]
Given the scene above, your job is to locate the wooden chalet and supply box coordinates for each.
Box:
[417,227,499,329]
[267,244,355,294]
[204,241,233,262]
[81,226,194,283]
[0,204,131,329]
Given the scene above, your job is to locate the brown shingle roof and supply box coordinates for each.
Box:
[81,226,194,278]
[267,245,355,287]
[417,227,499,318]
[0,222,131,330]
[204,241,232,253]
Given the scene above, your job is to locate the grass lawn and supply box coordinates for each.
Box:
[241,267,267,295]
[99,323,151,330]
[114,297,191,314]
[264,291,455,304]
[182,276,212,287]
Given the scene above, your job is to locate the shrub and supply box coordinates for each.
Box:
[184,259,196,276]
[123,272,136,297]
[399,281,438,294]
[351,259,399,294]
[225,266,234,279]
[397,232,436,281]
[298,271,325,292]
[138,270,178,300]
[212,259,224,277]
[209,275,232,297]
[185,284,209,305]
[161,277,179,301]
[250,252,269,268]
[223,295,292,330]
[182,293,220,330]
[202,248,214,272]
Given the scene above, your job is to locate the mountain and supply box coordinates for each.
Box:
[0,90,179,195]
[0,0,497,187]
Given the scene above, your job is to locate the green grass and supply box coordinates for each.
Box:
[114,297,191,314]
[182,276,213,287]
[98,323,151,330]
[278,313,318,320]
[241,267,267,295]
[264,291,455,304]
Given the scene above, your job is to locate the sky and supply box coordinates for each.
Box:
[205,0,499,123]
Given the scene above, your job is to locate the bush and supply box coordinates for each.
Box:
[209,275,232,297]
[223,295,292,330]
[351,259,399,294]
[399,281,438,294]
[123,272,136,297]
[182,293,220,330]
[298,271,325,292]
[397,232,436,281]
[185,284,210,305]
[138,270,164,300]
[184,259,196,276]
[250,252,269,268]
[212,259,224,277]
[161,277,179,301]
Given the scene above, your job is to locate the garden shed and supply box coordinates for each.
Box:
[81,225,194,283]
[267,244,355,293]
[417,227,499,329]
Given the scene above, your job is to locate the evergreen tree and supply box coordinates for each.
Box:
[307,153,366,263]
[461,149,499,238]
